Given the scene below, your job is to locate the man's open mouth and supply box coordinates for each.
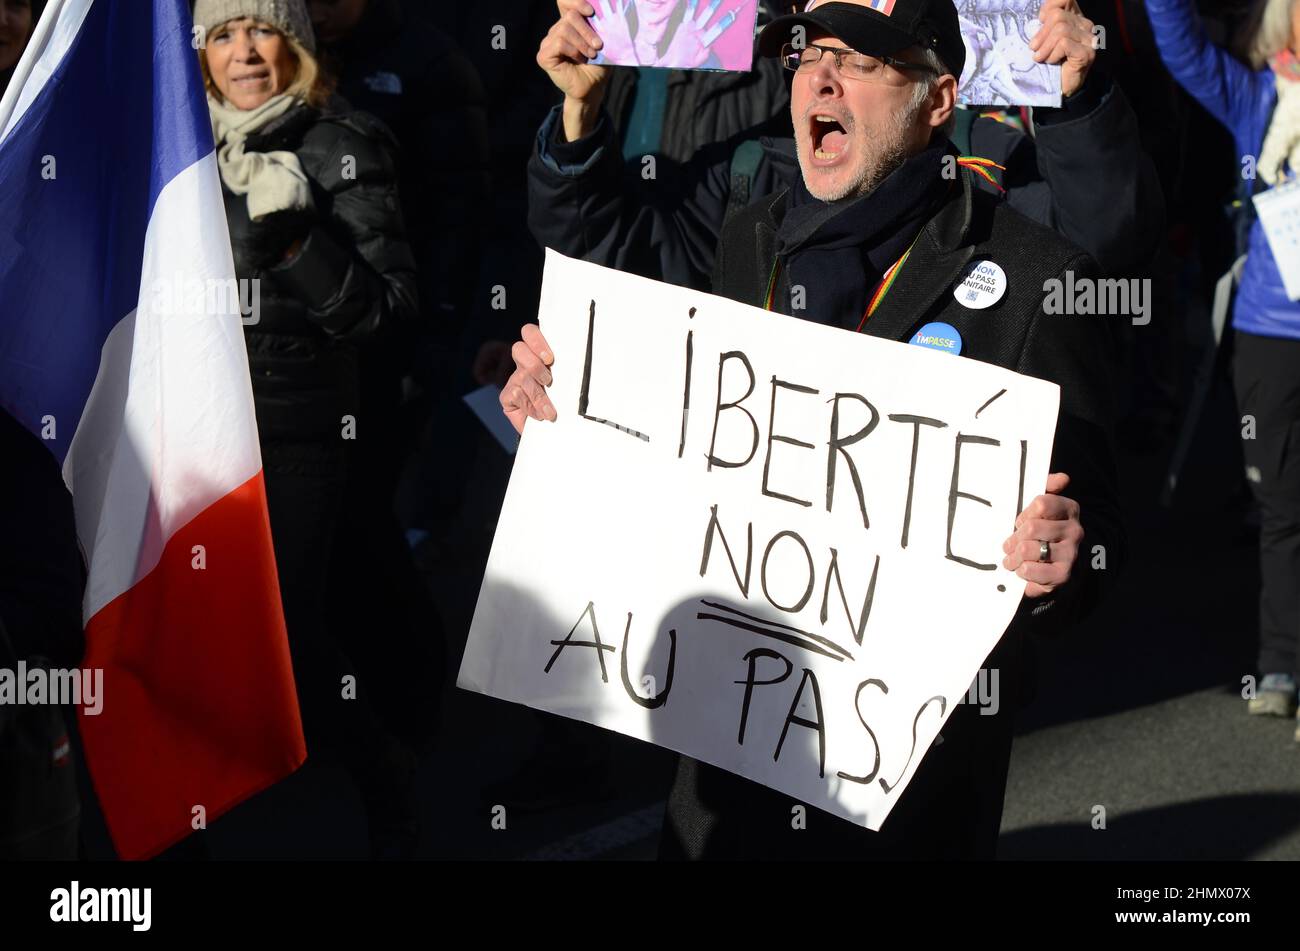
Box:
[810,113,849,161]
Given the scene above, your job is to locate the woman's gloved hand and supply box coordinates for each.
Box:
[229,203,316,272]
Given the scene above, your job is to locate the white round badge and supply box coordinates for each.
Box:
[953,259,1007,309]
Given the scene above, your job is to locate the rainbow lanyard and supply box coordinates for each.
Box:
[957,155,1006,193]
[760,159,1002,328]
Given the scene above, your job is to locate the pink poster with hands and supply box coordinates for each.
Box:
[589,0,761,72]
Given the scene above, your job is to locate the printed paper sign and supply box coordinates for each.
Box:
[957,0,1062,107]
[459,250,1060,831]
[1253,177,1300,301]
[589,0,760,72]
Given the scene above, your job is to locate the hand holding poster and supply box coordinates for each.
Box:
[588,0,760,71]
[957,0,1062,107]
[586,0,1061,101]
[459,251,1060,831]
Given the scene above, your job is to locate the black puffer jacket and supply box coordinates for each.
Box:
[222,100,417,442]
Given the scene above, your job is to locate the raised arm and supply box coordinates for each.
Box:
[1029,73,1166,274]
[527,0,750,289]
[993,0,1166,273]
[1144,0,1268,130]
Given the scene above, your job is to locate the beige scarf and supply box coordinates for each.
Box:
[1259,74,1300,186]
[208,93,313,220]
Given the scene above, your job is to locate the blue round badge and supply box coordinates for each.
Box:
[910,321,962,355]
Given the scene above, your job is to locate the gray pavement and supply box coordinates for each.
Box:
[1001,687,1300,860]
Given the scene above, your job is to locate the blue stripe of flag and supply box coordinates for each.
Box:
[0,0,215,464]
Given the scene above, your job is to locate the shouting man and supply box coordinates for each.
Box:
[505,0,1124,859]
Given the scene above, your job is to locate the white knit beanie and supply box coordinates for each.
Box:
[193,0,316,55]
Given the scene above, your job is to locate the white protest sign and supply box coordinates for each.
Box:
[459,250,1061,831]
[1253,178,1300,302]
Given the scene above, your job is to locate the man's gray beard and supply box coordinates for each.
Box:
[800,98,920,203]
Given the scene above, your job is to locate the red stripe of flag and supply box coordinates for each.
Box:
[78,471,305,860]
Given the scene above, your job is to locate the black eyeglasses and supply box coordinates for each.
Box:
[780,42,937,85]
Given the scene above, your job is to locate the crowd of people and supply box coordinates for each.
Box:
[2,0,1299,860]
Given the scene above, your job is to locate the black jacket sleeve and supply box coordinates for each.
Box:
[996,71,1165,275]
[1011,252,1126,634]
[0,412,84,672]
[271,119,419,347]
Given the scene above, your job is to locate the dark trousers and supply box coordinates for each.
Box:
[0,704,79,860]
[328,451,446,753]
[261,442,404,805]
[1233,330,1300,679]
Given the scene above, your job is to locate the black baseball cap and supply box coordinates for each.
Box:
[758,0,966,80]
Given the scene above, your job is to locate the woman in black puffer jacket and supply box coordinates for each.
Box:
[195,0,420,857]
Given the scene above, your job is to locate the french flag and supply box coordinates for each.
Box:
[0,0,305,858]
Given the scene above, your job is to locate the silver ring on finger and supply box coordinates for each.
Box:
[1038,540,1051,563]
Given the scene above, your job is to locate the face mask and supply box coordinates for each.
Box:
[1271,47,1300,81]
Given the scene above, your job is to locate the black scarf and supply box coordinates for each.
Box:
[775,139,954,331]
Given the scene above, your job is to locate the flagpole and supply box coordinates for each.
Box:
[0,0,74,146]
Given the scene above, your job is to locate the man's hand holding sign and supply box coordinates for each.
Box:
[1003,471,1084,596]
[505,324,558,429]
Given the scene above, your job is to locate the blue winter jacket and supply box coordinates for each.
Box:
[1147,0,1299,340]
